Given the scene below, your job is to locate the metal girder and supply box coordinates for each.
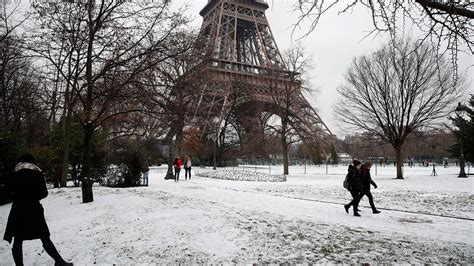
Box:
[192,0,335,153]
[198,0,283,72]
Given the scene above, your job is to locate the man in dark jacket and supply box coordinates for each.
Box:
[3,153,72,265]
[359,161,381,214]
[344,160,363,216]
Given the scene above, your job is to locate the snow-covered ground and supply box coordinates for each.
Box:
[0,164,473,264]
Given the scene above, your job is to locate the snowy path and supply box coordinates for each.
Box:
[187,179,474,220]
[158,177,473,246]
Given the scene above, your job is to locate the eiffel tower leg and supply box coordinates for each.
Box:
[237,113,266,158]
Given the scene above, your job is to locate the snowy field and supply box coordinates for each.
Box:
[0,164,473,264]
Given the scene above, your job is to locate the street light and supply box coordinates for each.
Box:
[455,102,467,178]
[213,119,219,170]
[164,136,176,180]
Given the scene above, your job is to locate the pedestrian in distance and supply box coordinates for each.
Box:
[359,161,381,214]
[173,157,182,182]
[142,166,149,186]
[184,156,192,180]
[344,160,363,216]
[3,153,72,266]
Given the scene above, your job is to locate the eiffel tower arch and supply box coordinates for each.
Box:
[191,0,335,157]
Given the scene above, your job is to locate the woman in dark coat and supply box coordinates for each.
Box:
[344,160,363,216]
[3,153,72,265]
[359,161,381,214]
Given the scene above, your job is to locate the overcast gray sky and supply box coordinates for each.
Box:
[175,0,473,137]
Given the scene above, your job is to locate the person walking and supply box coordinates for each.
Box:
[344,160,363,216]
[184,156,192,180]
[173,157,182,182]
[142,166,149,186]
[359,161,381,214]
[3,153,72,266]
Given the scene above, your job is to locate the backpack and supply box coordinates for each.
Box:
[185,160,192,168]
[343,173,350,189]
[343,165,355,189]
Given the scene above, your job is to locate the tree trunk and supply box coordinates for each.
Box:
[174,88,185,158]
[282,141,289,175]
[82,0,95,203]
[81,126,94,203]
[395,147,404,179]
[53,167,60,188]
[175,120,184,157]
[60,121,71,187]
[282,118,289,175]
[60,106,72,187]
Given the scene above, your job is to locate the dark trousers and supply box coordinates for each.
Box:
[185,167,191,180]
[174,167,180,181]
[360,190,377,211]
[346,190,361,212]
[12,237,64,265]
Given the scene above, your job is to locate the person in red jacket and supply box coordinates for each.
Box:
[3,153,72,265]
[173,157,182,182]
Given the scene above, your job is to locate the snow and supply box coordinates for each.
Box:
[0,164,473,264]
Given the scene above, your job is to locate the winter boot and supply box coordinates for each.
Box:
[54,260,73,266]
[55,261,73,266]
[373,209,381,214]
[353,211,361,217]
[344,205,350,213]
[41,237,72,266]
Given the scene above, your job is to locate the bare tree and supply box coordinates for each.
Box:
[136,29,207,177]
[293,1,473,77]
[27,3,90,187]
[1,3,46,141]
[0,1,29,43]
[153,31,203,154]
[265,44,316,175]
[335,39,465,179]
[27,0,191,203]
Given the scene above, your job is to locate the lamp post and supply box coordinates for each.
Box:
[164,136,175,180]
[212,119,219,170]
[455,102,467,178]
[213,136,217,170]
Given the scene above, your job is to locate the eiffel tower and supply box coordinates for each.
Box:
[192,0,334,155]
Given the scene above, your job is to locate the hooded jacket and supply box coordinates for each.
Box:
[3,162,50,243]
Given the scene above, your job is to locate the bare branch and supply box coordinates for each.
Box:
[293,0,474,74]
[415,0,474,19]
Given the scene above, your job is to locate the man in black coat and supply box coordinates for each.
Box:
[3,153,72,265]
[344,160,363,216]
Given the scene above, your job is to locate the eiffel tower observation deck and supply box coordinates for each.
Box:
[192,0,334,154]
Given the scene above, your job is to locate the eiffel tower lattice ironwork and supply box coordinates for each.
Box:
[192,0,334,154]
